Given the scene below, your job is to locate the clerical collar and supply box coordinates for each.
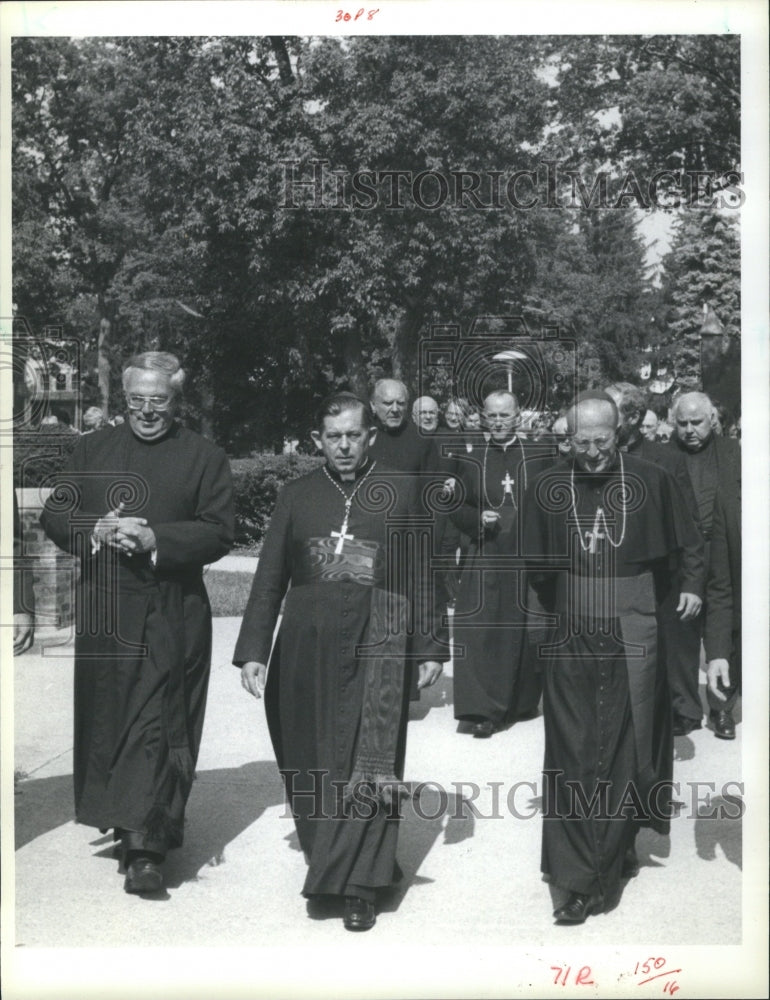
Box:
[324,457,374,484]
[489,434,519,452]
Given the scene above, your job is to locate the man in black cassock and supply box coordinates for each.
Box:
[525,392,703,924]
[234,392,447,932]
[368,378,438,474]
[605,382,706,735]
[450,390,547,738]
[41,352,234,894]
[668,391,741,739]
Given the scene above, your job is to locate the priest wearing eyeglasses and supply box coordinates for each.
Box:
[41,352,234,895]
[524,391,702,925]
[233,392,447,932]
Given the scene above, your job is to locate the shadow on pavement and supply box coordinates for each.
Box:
[408,675,454,720]
[15,773,73,849]
[694,795,742,870]
[15,761,285,891]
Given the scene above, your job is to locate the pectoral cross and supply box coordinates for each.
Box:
[501,472,515,496]
[331,502,354,555]
[585,507,605,554]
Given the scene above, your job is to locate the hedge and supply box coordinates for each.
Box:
[13,434,321,549]
[230,453,323,547]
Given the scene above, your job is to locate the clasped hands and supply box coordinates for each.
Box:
[93,502,156,556]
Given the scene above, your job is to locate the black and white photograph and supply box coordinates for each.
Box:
[2,1,768,998]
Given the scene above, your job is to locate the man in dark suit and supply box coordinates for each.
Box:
[605,383,705,735]
[669,391,741,739]
[703,487,741,738]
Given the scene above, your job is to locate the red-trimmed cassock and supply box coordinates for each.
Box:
[525,452,703,903]
[233,459,449,902]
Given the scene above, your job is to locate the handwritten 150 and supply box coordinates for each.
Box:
[335,8,380,21]
[551,959,681,994]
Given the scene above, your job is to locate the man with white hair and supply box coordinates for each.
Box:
[369,378,437,473]
[669,391,741,738]
[42,352,234,895]
[411,395,439,434]
[525,391,702,924]
[82,406,106,433]
[450,389,547,737]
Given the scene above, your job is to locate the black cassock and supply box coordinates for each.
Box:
[233,460,448,900]
[525,453,703,902]
[450,437,546,727]
[41,422,234,850]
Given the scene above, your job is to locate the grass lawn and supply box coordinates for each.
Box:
[204,570,255,617]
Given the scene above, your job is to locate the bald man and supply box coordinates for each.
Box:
[411,396,440,434]
[450,390,549,736]
[669,391,741,738]
[369,379,437,474]
[525,391,702,925]
[605,382,705,734]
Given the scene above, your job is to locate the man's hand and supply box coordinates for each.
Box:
[706,658,730,701]
[417,660,443,689]
[677,592,702,620]
[93,502,125,548]
[481,510,500,531]
[115,518,157,555]
[13,613,35,655]
[241,661,267,698]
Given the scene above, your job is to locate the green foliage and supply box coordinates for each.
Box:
[231,453,323,546]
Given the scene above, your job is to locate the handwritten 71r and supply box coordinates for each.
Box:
[551,959,681,993]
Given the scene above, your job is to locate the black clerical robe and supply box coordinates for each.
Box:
[233,460,448,900]
[525,453,702,902]
[41,421,234,850]
[450,437,546,726]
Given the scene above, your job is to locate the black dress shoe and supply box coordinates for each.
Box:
[472,719,496,739]
[710,709,736,740]
[343,896,376,931]
[553,892,603,924]
[672,714,702,737]
[124,856,164,894]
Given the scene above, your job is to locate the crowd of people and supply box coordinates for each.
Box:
[22,352,741,935]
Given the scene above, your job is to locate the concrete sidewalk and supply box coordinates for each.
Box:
[9,618,752,993]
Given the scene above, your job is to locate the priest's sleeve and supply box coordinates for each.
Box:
[232,483,293,667]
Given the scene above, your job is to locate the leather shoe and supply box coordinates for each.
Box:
[343,896,376,931]
[672,714,702,737]
[553,892,603,924]
[710,709,736,740]
[472,719,496,739]
[124,856,164,894]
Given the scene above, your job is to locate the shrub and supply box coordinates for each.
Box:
[13,430,81,488]
[231,453,323,547]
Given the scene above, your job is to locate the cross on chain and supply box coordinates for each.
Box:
[501,472,515,496]
[330,502,355,554]
[585,507,605,554]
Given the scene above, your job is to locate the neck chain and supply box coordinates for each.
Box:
[483,437,527,510]
[323,461,377,554]
[570,451,627,553]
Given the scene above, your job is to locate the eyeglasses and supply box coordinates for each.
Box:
[571,435,615,452]
[125,394,171,411]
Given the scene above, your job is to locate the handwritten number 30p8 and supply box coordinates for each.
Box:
[336,8,380,21]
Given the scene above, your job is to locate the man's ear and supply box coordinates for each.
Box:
[310,430,324,453]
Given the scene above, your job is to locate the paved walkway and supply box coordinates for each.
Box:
[7,619,765,999]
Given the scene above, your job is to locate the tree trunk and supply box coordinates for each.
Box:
[97,308,111,417]
[392,305,424,393]
[343,328,369,398]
